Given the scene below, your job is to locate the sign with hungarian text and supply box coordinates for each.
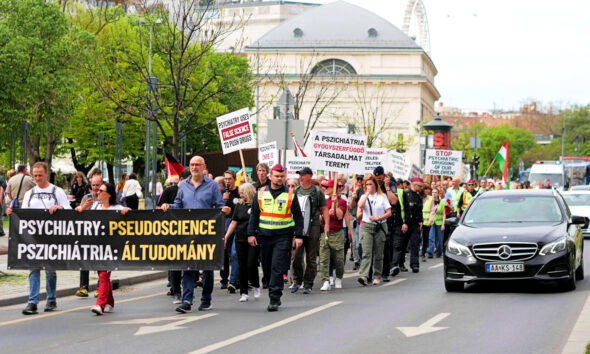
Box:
[8,209,224,271]
[424,149,463,176]
[310,131,367,174]
[216,108,256,154]
[364,148,387,173]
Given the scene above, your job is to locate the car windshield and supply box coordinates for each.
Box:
[463,195,563,224]
[529,173,563,188]
[563,194,590,206]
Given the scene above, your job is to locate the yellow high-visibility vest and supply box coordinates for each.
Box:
[257,186,295,230]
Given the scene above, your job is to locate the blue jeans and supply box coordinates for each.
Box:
[28,270,56,304]
[355,223,362,261]
[230,236,239,284]
[182,270,213,306]
[427,224,444,256]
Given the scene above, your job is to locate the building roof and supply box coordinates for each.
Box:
[246,0,421,51]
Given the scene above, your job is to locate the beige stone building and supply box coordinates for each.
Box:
[218,0,440,167]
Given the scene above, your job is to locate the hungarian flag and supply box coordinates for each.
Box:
[290,130,306,157]
[495,140,509,188]
[165,152,185,178]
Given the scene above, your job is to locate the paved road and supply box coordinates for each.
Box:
[1,242,590,354]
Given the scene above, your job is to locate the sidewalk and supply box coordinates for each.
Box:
[0,231,167,307]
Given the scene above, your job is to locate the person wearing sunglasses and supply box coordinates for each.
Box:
[356,176,391,286]
[319,180,347,291]
[75,182,130,315]
[456,179,477,219]
[391,177,423,274]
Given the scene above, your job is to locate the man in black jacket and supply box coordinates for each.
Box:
[391,177,423,274]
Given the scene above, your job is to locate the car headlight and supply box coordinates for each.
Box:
[447,239,473,257]
[539,237,567,256]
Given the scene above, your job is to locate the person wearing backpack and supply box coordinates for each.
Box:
[291,167,329,294]
[6,162,72,315]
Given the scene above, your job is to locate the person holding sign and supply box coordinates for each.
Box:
[161,156,229,313]
[356,176,391,286]
[319,180,347,291]
[247,164,304,312]
[6,162,72,315]
[75,182,131,315]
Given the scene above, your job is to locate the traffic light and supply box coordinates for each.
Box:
[474,155,480,169]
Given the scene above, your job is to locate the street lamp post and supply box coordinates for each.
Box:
[139,18,162,210]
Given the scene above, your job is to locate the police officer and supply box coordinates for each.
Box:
[391,177,423,274]
[457,179,477,219]
[248,164,304,312]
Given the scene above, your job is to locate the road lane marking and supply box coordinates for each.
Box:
[396,312,451,338]
[428,263,444,270]
[562,292,590,353]
[187,301,342,354]
[109,313,218,336]
[382,278,406,287]
[0,291,166,328]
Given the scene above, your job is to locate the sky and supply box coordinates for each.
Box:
[316,0,590,113]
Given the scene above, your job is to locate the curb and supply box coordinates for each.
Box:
[0,271,167,307]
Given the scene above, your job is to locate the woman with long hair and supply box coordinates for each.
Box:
[425,187,446,258]
[71,171,88,208]
[76,182,130,315]
[356,175,391,286]
[224,183,260,302]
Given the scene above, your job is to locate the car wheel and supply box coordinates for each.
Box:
[444,279,464,292]
[575,258,584,281]
[561,269,577,292]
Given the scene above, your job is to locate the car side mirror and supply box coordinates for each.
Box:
[445,217,458,227]
[571,215,589,229]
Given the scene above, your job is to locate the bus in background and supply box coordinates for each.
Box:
[519,168,530,183]
[529,160,567,190]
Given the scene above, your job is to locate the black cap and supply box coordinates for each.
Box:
[373,166,385,176]
[395,178,403,185]
[355,174,364,180]
[296,167,313,175]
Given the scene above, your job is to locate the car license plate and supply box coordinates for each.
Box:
[485,263,524,273]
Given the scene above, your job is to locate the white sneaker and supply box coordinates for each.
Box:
[335,278,342,289]
[253,288,261,299]
[104,304,114,313]
[239,294,249,302]
[91,305,103,315]
[329,276,335,286]
[320,281,331,291]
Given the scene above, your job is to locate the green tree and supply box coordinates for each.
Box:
[476,125,537,178]
[0,0,78,168]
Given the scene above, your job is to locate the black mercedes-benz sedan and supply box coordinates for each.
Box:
[444,189,587,292]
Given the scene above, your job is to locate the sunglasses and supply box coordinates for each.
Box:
[287,184,297,188]
[338,184,344,188]
[416,184,423,188]
[467,184,475,186]
[98,189,107,193]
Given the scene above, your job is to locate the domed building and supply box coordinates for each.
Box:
[222,0,440,168]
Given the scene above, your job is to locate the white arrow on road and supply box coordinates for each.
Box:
[396,313,450,338]
[109,313,217,336]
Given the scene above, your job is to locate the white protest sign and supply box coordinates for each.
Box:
[461,163,471,182]
[409,164,422,180]
[258,141,278,167]
[364,148,387,173]
[390,151,411,179]
[216,108,255,154]
[310,131,367,174]
[424,149,463,176]
[287,156,312,179]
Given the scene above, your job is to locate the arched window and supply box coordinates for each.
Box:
[311,59,356,76]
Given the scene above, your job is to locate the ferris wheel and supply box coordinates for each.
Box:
[402,0,431,55]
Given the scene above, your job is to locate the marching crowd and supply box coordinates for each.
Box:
[1,157,516,316]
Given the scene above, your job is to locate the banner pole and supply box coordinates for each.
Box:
[239,149,248,182]
[483,158,495,178]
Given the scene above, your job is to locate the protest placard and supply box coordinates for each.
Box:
[287,156,312,179]
[391,151,411,179]
[9,209,224,271]
[364,148,387,173]
[258,141,278,167]
[216,108,255,154]
[310,131,367,174]
[409,164,423,180]
[424,149,463,176]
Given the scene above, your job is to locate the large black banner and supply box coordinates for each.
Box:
[8,209,225,271]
